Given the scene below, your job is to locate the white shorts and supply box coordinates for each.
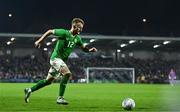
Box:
[47,58,68,78]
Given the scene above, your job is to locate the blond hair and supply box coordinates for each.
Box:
[72,18,84,25]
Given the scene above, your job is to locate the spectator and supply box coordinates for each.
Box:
[0,55,179,84]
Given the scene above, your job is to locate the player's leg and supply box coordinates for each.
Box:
[57,67,71,105]
[24,67,57,103]
[30,76,54,92]
[169,77,173,86]
[171,79,175,86]
[52,58,71,105]
[169,77,172,86]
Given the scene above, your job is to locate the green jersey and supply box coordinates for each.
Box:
[50,29,84,61]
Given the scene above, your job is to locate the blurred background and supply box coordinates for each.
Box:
[0,0,180,84]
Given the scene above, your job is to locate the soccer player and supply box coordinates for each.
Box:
[24,18,97,104]
[168,68,176,86]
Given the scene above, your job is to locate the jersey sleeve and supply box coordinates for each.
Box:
[53,29,66,39]
[76,36,84,47]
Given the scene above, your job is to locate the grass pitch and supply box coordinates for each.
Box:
[0,83,180,112]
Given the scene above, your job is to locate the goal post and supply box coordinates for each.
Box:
[86,67,135,84]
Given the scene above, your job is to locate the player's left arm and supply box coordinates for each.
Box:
[77,36,97,52]
[81,45,98,52]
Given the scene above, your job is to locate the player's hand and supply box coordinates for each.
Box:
[89,47,97,52]
[34,40,42,48]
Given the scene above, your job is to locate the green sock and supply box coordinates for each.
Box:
[31,79,51,92]
[59,73,71,97]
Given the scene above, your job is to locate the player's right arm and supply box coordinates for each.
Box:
[35,29,54,48]
[35,29,65,48]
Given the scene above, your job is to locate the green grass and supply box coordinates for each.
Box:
[0,83,180,112]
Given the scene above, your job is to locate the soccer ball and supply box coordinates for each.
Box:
[122,98,135,110]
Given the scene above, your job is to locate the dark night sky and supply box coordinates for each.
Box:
[1,0,180,36]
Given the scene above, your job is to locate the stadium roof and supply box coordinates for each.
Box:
[0,33,179,52]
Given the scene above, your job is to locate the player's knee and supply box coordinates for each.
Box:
[60,66,70,74]
[47,80,52,85]
[60,73,71,85]
[65,73,72,77]
[46,80,52,85]
[46,78,54,85]
[61,70,71,76]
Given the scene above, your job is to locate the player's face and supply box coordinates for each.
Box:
[72,22,84,34]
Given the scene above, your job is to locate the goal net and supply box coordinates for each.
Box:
[86,67,135,84]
